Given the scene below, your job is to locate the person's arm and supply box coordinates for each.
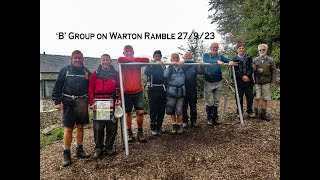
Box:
[219,54,231,63]
[270,58,277,84]
[134,57,149,62]
[88,71,96,106]
[232,56,243,79]
[115,71,121,101]
[203,53,217,63]
[144,65,153,76]
[51,68,66,109]
[117,57,132,63]
[245,56,254,77]
[163,65,173,79]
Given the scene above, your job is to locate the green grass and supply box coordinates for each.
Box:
[40,127,64,148]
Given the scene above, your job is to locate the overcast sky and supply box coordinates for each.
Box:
[40,0,221,59]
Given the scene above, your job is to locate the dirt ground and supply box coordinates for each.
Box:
[40,98,280,180]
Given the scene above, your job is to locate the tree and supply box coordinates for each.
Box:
[208,0,280,67]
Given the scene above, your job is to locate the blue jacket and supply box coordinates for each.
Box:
[202,52,230,83]
[163,65,185,98]
[181,59,201,92]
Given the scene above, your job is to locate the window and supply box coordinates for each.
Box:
[42,80,56,99]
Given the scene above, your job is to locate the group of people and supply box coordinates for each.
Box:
[51,42,277,167]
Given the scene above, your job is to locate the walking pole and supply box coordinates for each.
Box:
[118,63,129,155]
[232,65,244,124]
[221,66,232,121]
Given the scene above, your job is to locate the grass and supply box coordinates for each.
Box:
[40,127,64,148]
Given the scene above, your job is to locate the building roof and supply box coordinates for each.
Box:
[40,53,117,73]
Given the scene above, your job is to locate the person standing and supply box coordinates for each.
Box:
[252,44,277,121]
[231,42,255,118]
[181,52,201,128]
[144,50,167,135]
[117,45,149,142]
[202,42,235,126]
[88,54,121,159]
[163,53,185,134]
[52,50,91,167]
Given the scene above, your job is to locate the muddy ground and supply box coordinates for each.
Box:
[40,98,280,180]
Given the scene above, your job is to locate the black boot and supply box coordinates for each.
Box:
[76,145,90,158]
[212,106,219,125]
[62,149,72,167]
[206,105,213,126]
[207,114,213,126]
[254,108,259,117]
[260,109,271,121]
[93,149,103,159]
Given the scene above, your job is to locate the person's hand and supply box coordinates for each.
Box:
[178,60,185,66]
[200,60,204,64]
[54,104,62,111]
[115,99,121,106]
[228,61,235,66]
[156,61,164,66]
[242,75,250,82]
[258,68,264,73]
[217,60,224,65]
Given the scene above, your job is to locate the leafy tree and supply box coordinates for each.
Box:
[208,0,280,68]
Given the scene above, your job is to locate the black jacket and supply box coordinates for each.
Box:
[52,64,91,105]
[231,54,254,87]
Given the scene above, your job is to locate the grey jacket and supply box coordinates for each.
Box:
[163,65,185,98]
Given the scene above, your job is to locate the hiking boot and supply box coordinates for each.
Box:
[248,112,256,118]
[105,149,116,156]
[151,129,158,136]
[191,121,199,128]
[170,124,177,134]
[127,130,134,142]
[136,131,147,142]
[158,128,166,134]
[254,108,259,117]
[260,109,271,121]
[182,122,188,128]
[76,145,90,158]
[93,150,103,159]
[62,149,72,167]
[207,114,213,126]
[177,124,183,134]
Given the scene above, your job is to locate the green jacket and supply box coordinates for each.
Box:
[253,55,276,85]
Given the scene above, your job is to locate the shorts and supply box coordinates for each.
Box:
[254,83,271,101]
[62,97,89,128]
[124,92,144,112]
[166,97,184,115]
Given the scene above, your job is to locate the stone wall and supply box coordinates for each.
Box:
[40,107,93,134]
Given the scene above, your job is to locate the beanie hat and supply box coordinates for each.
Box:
[153,50,162,58]
[236,41,245,49]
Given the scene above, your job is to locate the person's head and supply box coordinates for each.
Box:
[236,41,246,56]
[71,50,84,67]
[153,50,162,61]
[183,52,193,60]
[100,54,112,70]
[123,45,134,58]
[210,42,219,55]
[170,53,180,64]
[258,44,268,57]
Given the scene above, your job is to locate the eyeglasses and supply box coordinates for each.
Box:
[259,49,266,52]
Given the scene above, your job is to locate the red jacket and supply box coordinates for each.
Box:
[117,57,149,94]
[88,65,120,105]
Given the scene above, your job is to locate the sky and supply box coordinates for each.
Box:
[40,0,221,59]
